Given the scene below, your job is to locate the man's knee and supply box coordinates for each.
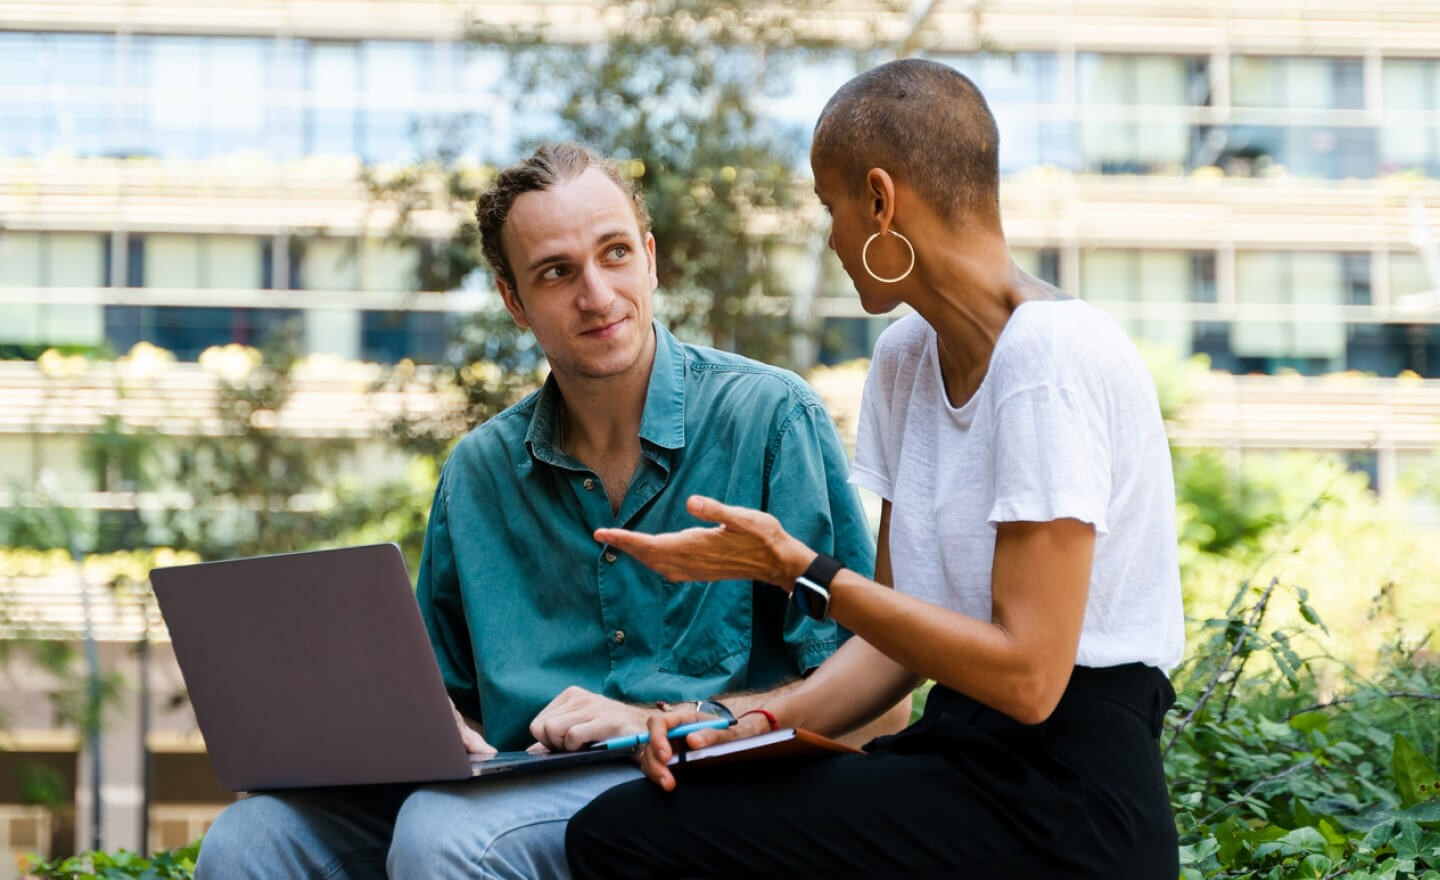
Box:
[390,787,570,880]
[197,791,394,880]
[194,797,291,879]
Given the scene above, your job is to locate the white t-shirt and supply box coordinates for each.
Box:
[850,301,1184,670]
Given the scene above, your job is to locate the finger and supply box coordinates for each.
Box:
[682,724,743,750]
[592,527,655,552]
[591,533,700,582]
[531,709,588,752]
[450,702,496,755]
[461,727,497,756]
[646,713,676,763]
[685,494,753,527]
[525,742,551,755]
[638,743,677,791]
[559,720,609,753]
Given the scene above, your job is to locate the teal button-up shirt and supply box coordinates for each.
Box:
[416,323,875,751]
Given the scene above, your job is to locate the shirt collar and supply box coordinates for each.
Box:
[524,320,687,467]
[638,322,687,451]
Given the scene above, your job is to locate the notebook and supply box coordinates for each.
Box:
[150,543,632,792]
[666,726,862,768]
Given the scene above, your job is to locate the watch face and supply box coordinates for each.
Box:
[792,580,829,621]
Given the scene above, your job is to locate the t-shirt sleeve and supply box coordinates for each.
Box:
[850,352,894,501]
[987,382,1112,535]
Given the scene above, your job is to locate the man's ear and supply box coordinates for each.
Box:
[644,232,659,290]
[496,278,529,329]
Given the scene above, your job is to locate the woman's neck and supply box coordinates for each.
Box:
[905,227,1024,408]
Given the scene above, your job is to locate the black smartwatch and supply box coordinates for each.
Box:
[791,553,844,621]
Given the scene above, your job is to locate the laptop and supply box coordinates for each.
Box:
[150,543,631,791]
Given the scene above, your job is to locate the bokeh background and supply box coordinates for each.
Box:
[2,0,1440,873]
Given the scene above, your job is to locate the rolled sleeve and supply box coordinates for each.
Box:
[415,466,482,720]
[763,399,876,671]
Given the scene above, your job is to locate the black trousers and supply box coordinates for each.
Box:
[566,664,1178,879]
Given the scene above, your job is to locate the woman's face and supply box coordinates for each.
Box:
[811,159,908,315]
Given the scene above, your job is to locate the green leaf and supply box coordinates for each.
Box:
[1289,710,1329,735]
[1296,853,1334,877]
[1361,818,1399,850]
[1216,815,1252,864]
[1392,820,1426,860]
[1180,838,1220,865]
[1254,825,1328,858]
[1392,733,1440,809]
[1396,799,1440,828]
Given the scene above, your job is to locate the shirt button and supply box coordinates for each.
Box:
[583,478,595,491]
[604,551,618,563]
[613,630,626,645]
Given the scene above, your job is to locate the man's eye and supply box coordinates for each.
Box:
[540,265,568,281]
[607,244,630,260]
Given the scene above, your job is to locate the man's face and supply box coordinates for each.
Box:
[497,167,659,383]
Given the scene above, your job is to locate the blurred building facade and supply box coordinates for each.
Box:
[3,0,1440,866]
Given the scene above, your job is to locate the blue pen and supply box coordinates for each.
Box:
[588,717,734,751]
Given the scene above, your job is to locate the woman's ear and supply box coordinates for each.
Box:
[866,168,897,231]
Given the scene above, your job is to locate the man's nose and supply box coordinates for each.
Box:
[576,262,618,311]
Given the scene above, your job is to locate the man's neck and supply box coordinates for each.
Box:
[551,341,656,514]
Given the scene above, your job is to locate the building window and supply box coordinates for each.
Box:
[0,33,116,158]
[1013,247,1061,288]
[1223,56,1375,179]
[1391,252,1440,308]
[933,52,1075,173]
[104,235,289,360]
[0,232,108,354]
[1232,56,1365,110]
[1079,249,1209,355]
[1231,251,1361,373]
[1382,58,1440,176]
[1076,54,1209,174]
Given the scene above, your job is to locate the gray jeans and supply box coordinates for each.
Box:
[195,763,643,880]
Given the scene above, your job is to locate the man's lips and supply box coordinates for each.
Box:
[579,316,628,337]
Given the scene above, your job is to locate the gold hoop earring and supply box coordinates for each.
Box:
[861,230,916,283]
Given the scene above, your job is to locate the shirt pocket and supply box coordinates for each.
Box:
[657,577,753,677]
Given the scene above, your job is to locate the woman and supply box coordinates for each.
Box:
[565,58,1184,878]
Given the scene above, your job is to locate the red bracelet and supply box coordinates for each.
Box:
[739,708,779,731]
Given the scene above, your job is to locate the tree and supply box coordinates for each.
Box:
[482,0,846,360]
[369,0,860,378]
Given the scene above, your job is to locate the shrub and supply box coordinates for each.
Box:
[1168,579,1440,878]
[22,842,199,879]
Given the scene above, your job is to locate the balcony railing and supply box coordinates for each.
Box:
[0,360,458,438]
[5,158,1437,248]
[4,1,1440,54]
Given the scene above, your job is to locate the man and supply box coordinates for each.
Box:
[195,142,891,880]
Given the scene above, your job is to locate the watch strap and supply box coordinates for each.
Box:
[792,553,844,620]
[798,553,844,591]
